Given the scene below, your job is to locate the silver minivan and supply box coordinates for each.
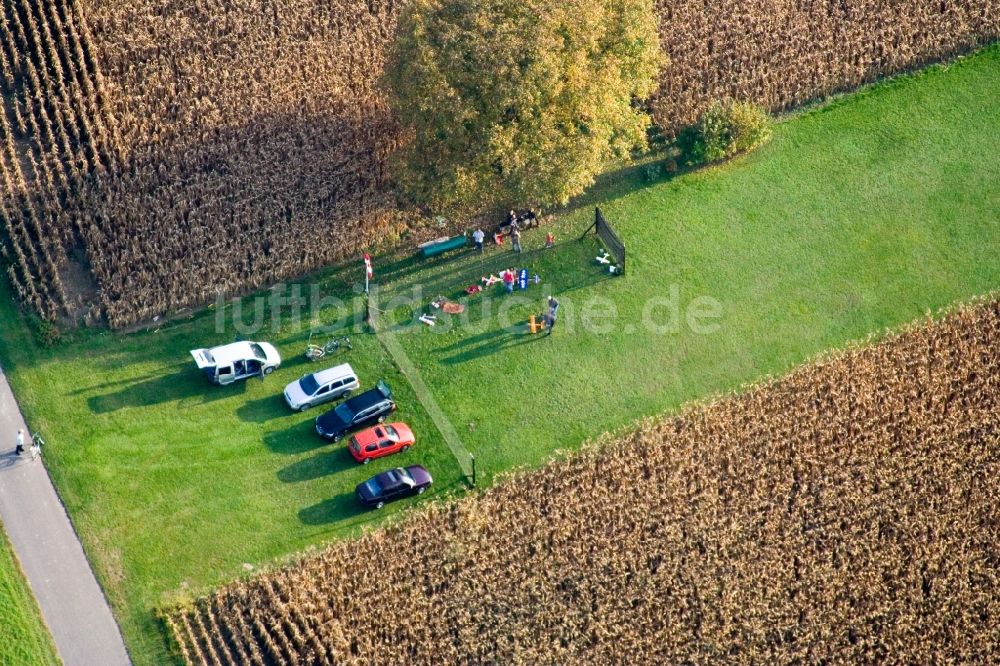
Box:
[284,363,360,411]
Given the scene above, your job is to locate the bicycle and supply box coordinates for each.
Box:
[30,432,44,461]
[305,334,353,361]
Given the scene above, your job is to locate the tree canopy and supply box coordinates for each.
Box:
[383,0,663,213]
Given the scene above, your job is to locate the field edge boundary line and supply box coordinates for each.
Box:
[367,302,474,480]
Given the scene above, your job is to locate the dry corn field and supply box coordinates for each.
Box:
[651,0,1000,132]
[168,298,1000,665]
[1,1,998,326]
[1,0,405,327]
[0,0,116,322]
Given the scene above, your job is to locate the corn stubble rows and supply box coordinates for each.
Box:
[650,0,999,131]
[74,0,405,327]
[2,0,404,327]
[0,0,117,322]
[170,300,1000,664]
[1,0,998,327]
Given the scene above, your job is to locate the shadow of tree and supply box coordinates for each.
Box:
[558,158,665,212]
[372,245,480,286]
[383,240,572,299]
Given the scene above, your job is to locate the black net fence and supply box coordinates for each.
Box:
[592,207,625,274]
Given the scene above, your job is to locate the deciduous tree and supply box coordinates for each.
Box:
[383,0,663,213]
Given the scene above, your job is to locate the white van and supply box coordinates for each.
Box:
[190,341,282,385]
[284,363,360,411]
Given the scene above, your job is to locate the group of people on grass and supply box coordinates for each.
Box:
[468,208,559,336]
[471,209,552,254]
[471,223,521,253]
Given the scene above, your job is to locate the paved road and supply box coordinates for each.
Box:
[0,365,132,666]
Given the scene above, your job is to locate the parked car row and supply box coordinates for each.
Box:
[356,465,432,509]
[315,379,396,441]
[190,342,433,509]
[284,363,359,411]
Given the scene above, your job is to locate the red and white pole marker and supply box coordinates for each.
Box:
[363,253,373,292]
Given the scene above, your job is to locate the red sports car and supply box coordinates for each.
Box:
[348,423,415,463]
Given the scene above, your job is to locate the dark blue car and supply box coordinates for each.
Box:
[356,465,433,509]
[315,380,395,441]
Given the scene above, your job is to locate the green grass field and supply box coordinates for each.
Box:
[0,292,467,662]
[0,45,996,665]
[380,45,1000,478]
[0,524,59,665]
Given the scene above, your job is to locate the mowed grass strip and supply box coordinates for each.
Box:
[0,45,996,665]
[0,523,59,665]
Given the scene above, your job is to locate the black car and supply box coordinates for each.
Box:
[315,380,396,441]
[356,465,433,509]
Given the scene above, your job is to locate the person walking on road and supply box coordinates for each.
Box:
[29,434,41,462]
[14,428,24,455]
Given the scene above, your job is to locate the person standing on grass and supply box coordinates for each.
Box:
[511,227,522,253]
[472,228,485,252]
[503,267,515,294]
[544,296,560,336]
[29,436,40,462]
[14,428,24,455]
